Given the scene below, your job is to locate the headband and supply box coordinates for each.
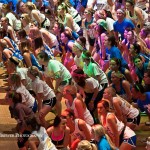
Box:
[74,41,84,51]
[71,72,86,78]
[81,52,91,60]
[117,9,125,14]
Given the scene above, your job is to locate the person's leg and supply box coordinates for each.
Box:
[55,92,62,116]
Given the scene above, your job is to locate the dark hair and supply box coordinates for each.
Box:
[37,51,51,62]
[54,21,65,33]
[110,58,121,69]
[78,36,86,47]
[53,115,61,127]
[132,43,141,54]
[34,37,44,49]
[107,35,117,47]
[62,30,73,40]
[9,56,19,66]
[8,92,22,103]
[133,83,145,93]
[17,29,27,38]
[26,116,41,131]
[73,69,86,87]
[97,100,110,111]
[133,55,143,63]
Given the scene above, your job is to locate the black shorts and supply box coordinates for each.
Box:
[127,113,141,125]
[88,37,95,46]
[43,97,57,108]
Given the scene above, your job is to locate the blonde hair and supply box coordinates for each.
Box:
[21,13,31,24]
[77,140,97,150]
[2,4,11,12]
[28,66,43,79]
[92,125,116,150]
[25,2,37,10]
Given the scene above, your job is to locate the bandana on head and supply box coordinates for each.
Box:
[74,41,85,51]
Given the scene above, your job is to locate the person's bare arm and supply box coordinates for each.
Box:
[122,80,132,102]
[23,53,32,68]
[36,93,44,111]
[63,126,70,147]
[79,120,91,141]
[107,114,119,148]
[32,10,42,24]
[75,99,85,120]
[113,97,124,122]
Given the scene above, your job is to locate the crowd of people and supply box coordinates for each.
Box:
[0,0,150,149]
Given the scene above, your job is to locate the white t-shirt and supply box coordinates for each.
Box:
[106,17,115,32]
[32,127,57,150]
[32,77,55,100]
[6,12,21,30]
[17,67,32,90]
[16,85,35,107]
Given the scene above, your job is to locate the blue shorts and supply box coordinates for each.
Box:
[123,135,136,147]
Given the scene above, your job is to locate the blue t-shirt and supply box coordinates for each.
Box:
[113,18,135,40]
[137,92,150,115]
[106,46,127,67]
[98,136,111,150]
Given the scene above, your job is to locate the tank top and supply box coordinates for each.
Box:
[65,100,94,125]
[32,126,57,150]
[113,97,139,119]
[51,131,64,149]
[101,113,135,139]
[31,10,45,23]
[71,119,92,141]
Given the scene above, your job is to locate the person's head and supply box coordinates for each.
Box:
[37,51,51,66]
[61,30,73,44]
[25,116,41,131]
[8,73,22,88]
[97,99,111,115]
[98,9,107,20]
[20,40,32,54]
[34,37,44,50]
[2,4,11,14]
[17,29,27,40]
[71,69,87,87]
[129,43,141,57]
[109,58,121,71]
[53,115,67,129]
[0,17,9,27]
[57,3,68,16]
[116,9,126,21]
[61,109,75,125]
[91,124,116,149]
[84,7,94,18]
[104,35,117,47]
[96,19,108,34]
[20,13,31,25]
[140,27,150,39]
[143,70,150,85]
[77,140,97,150]
[131,83,145,99]
[111,71,124,84]
[126,30,134,41]
[81,51,92,64]
[25,2,37,12]
[133,55,143,68]
[16,1,26,14]
[53,22,65,34]
[8,92,22,104]
[63,85,77,99]
[27,66,40,80]
[126,0,135,11]
[29,27,41,40]
[103,87,116,99]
